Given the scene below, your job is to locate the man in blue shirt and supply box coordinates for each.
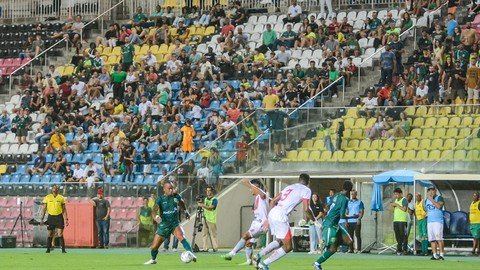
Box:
[27,151,46,175]
[0,110,10,133]
[425,186,445,260]
[446,13,458,37]
[346,190,364,253]
[379,45,396,86]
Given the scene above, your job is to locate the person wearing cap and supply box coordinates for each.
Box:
[390,187,408,255]
[470,191,480,256]
[424,186,445,260]
[90,189,111,248]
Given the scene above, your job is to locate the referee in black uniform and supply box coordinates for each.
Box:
[41,184,69,253]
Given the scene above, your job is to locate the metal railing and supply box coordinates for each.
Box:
[239,0,406,11]
[0,0,100,22]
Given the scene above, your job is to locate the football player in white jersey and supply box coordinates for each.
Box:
[221,179,269,265]
[256,173,314,270]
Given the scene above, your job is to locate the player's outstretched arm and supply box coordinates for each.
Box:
[269,193,282,210]
[303,199,315,222]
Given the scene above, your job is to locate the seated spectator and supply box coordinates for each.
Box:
[386,112,411,139]
[274,24,297,49]
[269,45,290,70]
[218,115,237,140]
[72,127,88,153]
[44,150,68,174]
[46,129,67,154]
[366,116,387,140]
[11,108,32,145]
[295,26,316,49]
[231,1,247,25]
[360,90,378,117]
[414,81,429,105]
[72,163,86,182]
[166,53,183,81]
[283,0,302,24]
[210,3,226,27]
[0,110,11,133]
[27,151,47,175]
[377,83,393,105]
[132,6,148,27]
[262,24,277,51]
[165,124,182,152]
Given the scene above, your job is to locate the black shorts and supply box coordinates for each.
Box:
[272,130,286,144]
[46,214,64,230]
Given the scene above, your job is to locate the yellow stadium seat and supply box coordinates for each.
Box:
[419,139,431,150]
[341,140,348,150]
[460,116,473,127]
[445,128,458,139]
[162,0,177,8]
[111,46,122,56]
[424,117,437,128]
[370,139,382,150]
[320,151,332,161]
[195,27,206,36]
[442,138,456,150]
[455,106,465,115]
[300,139,313,150]
[437,117,449,128]
[416,150,429,161]
[64,65,75,76]
[422,128,434,139]
[107,55,118,65]
[473,117,480,127]
[342,150,356,162]
[155,53,164,62]
[101,46,112,55]
[440,150,454,161]
[204,26,215,36]
[312,140,325,150]
[308,150,321,161]
[430,138,443,150]
[344,118,355,129]
[391,150,404,161]
[343,108,359,119]
[353,118,366,129]
[466,150,479,161]
[297,150,309,161]
[343,129,352,139]
[415,106,427,117]
[412,118,424,128]
[395,139,407,150]
[358,140,371,150]
[427,150,441,161]
[133,44,141,54]
[439,106,451,116]
[457,128,472,139]
[345,140,359,150]
[448,116,461,128]
[406,139,419,150]
[148,28,157,36]
[403,150,416,161]
[467,138,480,150]
[351,129,364,139]
[379,150,391,161]
[139,44,150,55]
[162,54,171,62]
[356,150,368,161]
[167,44,178,53]
[331,151,344,161]
[158,44,169,54]
[169,28,178,37]
[0,164,6,174]
[434,128,446,139]
[150,45,159,54]
[404,106,416,116]
[453,150,466,161]
[96,45,104,54]
[455,139,469,150]
[383,139,395,151]
[283,150,298,161]
[408,128,422,139]
[365,118,377,129]
[366,150,379,161]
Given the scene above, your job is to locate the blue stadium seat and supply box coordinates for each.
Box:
[20,175,30,183]
[104,176,113,183]
[14,165,27,175]
[144,175,156,185]
[86,143,100,152]
[222,140,235,151]
[72,153,86,164]
[10,175,21,183]
[65,132,75,143]
[171,81,181,91]
[134,175,144,184]
[64,153,73,163]
[449,211,470,237]
[253,100,262,108]
[147,142,159,152]
[83,153,94,162]
[40,175,51,183]
[45,154,54,163]
[134,164,144,173]
[443,211,451,235]
[131,141,140,151]
[164,152,176,163]
[1,175,11,182]
[51,174,63,183]
[209,100,220,110]
[112,175,123,183]
[230,80,240,89]
[30,175,41,183]
[93,153,103,164]
[113,153,120,163]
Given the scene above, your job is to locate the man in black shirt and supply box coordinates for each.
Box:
[267,104,289,158]
[425,65,440,104]
[448,61,466,107]
[121,142,134,182]
[90,189,111,248]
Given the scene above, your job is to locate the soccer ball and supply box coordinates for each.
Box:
[180,251,193,263]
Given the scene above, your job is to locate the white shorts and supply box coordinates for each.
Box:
[427,222,444,242]
[467,88,479,100]
[248,220,266,239]
[268,207,291,240]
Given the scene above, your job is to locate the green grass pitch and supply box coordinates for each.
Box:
[0,248,477,270]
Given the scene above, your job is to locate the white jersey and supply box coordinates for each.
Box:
[276,183,312,216]
[253,194,268,222]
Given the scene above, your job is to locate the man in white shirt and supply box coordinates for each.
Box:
[72,127,88,153]
[360,90,378,117]
[72,163,86,182]
[196,157,210,182]
[256,174,314,269]
[166,53,182,81]
[142,50,157,68]
[138,95,153,118]
[283,0,302,24]
[156,76,172,94]
[71,77,86,97]
[218,115,237,139]
[100,117,116,136]
[414,81,429,105]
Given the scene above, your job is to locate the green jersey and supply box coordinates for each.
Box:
[122,44,135,64]
[324,192,349,227]
[156,193,182,225]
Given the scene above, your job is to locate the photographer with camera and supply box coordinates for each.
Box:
[197,186,219,252]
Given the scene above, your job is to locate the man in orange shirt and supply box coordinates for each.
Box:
[226,103,241,123]
[180,119,196,153]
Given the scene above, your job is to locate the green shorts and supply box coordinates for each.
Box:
[417,218,427,239]
[470,224,480,239]
[322,225,350,247]
[156,222,178,238]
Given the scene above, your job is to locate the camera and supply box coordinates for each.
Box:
[195,195,205,203]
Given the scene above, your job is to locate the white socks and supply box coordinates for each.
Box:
[245,246,253,261]
[231,239,246,255]
[258,241,281,257]
[263,247,287,265]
